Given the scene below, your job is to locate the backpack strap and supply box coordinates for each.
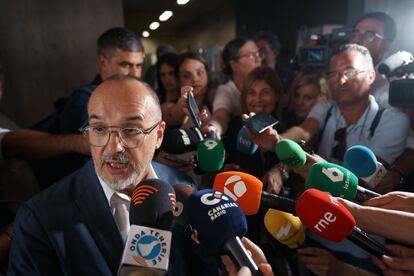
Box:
[369,107,386,138]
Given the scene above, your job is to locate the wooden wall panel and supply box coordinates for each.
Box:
[0,0,123,127]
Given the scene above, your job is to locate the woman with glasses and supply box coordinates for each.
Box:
[206,37,262,138]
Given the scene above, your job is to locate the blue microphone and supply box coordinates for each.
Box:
[236,126,258,155]
[344,145,387,189]
[187,189,260,275]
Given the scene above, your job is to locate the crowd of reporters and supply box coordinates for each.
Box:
[2,9,414,276]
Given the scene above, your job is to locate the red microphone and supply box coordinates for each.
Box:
[213,171,296,216]
[296,189,392,257]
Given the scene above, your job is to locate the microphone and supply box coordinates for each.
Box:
[236,126,258,155]
[264,208,305,248]
[196,135,225,172]
[378,51,414,77]
[213,171,296,215]
[344,145,387,189]
[172,183,196,227]
[187,189,260,275]
[305,162,380,202]
[296,188,393,257]
[161,127,203,154]
[118,179,176,275]
[275,139,307,168]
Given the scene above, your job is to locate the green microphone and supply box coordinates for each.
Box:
[305,162,373,201]
[275,139,307,168]
[197,138,225,172]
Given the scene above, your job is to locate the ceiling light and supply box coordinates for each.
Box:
[149,22,160,30]
[177,0,190,5]
[142,31,150,38]
[159,11,173,21]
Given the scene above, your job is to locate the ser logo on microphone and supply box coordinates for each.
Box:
[129,228,169,267]
[223,175,247,201]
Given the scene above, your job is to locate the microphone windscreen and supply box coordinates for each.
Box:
[173,183,196,226]
[296,188,355,242]
[197,138,225,172]
[187,189,247,254]
[236,126,258,155]
[344,145,377,177]
[213,171,263,215]
[275,139,307,168]
[264,209,305,248]
[130,179,176,230]
[162,127,202,154]
[305,162,358,200]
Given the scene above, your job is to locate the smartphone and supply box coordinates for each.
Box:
[187,91,202,129]
[244,112,279,133]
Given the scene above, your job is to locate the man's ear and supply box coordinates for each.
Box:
[98,54,108,69]
[155,121,166,149]
[367,69,376,85]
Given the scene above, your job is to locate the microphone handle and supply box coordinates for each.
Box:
[224,236,261,276]
[348,227,393,257]
[355,186,380,202]
[261,192,296,215]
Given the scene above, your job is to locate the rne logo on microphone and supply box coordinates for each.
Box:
[129,228,169,266]
[200,191,229,205]
[314,212,337,232]
[131,185,159,205]
[223,175,247,201]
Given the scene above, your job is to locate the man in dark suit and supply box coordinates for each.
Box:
[8,75,217,275]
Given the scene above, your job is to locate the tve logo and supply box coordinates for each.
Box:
[201,191,229,205]
[223,175,247,201]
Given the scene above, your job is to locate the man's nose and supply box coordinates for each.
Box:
[106,132,125,153]
[129,66,140,78]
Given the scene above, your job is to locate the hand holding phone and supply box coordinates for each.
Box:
[244,112,279,133]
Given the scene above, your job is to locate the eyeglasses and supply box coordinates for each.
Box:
[351,30,385,43]
[79,121,161,149]
[237,51,262,61]
[327,68,366,83]
[331,127,346,161]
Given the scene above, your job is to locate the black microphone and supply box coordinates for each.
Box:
[161,127,203,154]
[172,183,196,227]
[118,179,176,275]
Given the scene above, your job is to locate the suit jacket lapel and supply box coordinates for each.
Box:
[74,161,124,274]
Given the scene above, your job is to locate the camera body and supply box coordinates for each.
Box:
[296,27,352,67]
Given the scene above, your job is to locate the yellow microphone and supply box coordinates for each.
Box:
[264,208,305,248]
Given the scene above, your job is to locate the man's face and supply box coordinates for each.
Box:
[328,50,375,107]
[350,18,389,65]
[88,79,165,190]
[100,49,144,80]
[255,39,277,68]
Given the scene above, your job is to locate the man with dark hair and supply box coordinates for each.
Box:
[8,76,217,275]
[350,11,397,107]
[33,27,145,187]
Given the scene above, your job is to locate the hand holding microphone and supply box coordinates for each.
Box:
[305,162,380,202]
[296,188,392,257]
[213,171,296,215]
[187,189,260,275]
[363,191,414,213]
